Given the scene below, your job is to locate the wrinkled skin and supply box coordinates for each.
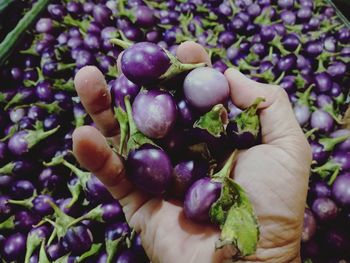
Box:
[73,41,311,263]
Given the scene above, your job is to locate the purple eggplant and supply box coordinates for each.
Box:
[1,232,26,262]
[109,74,140,110]
[62,225,93,255]
[0,195,12,220]
[310,134,350,165]
[184,178,221,223]
[8,123,60,156]
[177,99,197,127]
[126,144,172,194]
[324,227,350,254]
[0,210,40,232]
[116,249,139,263]
[308,180,331,202]
[172,160,209,199]
[301,208,317,243]
[332,173,350,207]
[311,197,338,222]
[310,109,334,134]
[135,5,157,28]
[38,167,64,192]
[46,242,67,261]
[132,90,177,139]
[132,234,148,262]
[11,180,35,199]
[183,67,230,112]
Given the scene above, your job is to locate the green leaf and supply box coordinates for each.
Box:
[194,104,228,138]
[77,243,102,262]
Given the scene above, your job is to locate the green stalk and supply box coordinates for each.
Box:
[0,0,51,66]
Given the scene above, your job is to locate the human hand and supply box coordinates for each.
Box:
[72,42,311,263]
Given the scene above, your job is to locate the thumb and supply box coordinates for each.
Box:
[225,68,311,161]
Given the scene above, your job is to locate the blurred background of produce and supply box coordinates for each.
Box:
[0,0,349,262]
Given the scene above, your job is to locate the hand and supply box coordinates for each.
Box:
[72,42,311,263]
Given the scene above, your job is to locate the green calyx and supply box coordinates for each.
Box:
[24,229,46,263]
[106,235,127,263]
[159,49,206,82]
[26,122,60,149]
[0,161,16,175]
[312,160,341,182]
[234,97,265,137]
[297,84,314,106]
[53,78,75,92]
[44,155,90,195]
[63,14,90,34]
[70,205,104,226]
[7,191,37,210]
[194,104,228,138]
[33,101,64,114]
[320,134,350,151]
[76,243,102,262]
[0,215,15,230]
[4,92,25,110]
[38,240,50,263]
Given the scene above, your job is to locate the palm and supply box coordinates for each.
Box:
[127,143,308,263]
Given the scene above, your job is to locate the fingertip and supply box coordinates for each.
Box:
[176,41,211,66]
[74,66,105,94]
[225,68,273,109]
[72,125,110,172]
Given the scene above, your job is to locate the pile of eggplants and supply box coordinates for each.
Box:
[0,0,349,262]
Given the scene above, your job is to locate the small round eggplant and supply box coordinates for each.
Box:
[132,90,177,139]
[62,225,93,255]
[172,160,209,199]
[332,173,350,207]
[183,67,230,112]
[311,197,338,222]
[184,178,221,223]
[126,144,173,194]
[301,208,317,242]
[109,74,141,110]
[1,232,26,261]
